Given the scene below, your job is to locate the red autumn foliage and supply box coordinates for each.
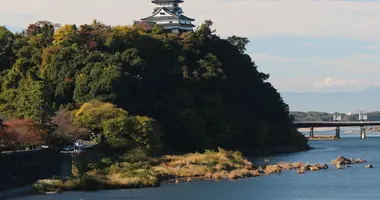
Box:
[89,40,97,49]
[63,78,73,83]
[51,109,89,142]
[0,119,46,148]
[78,25,91,36]
[26,24,38,37]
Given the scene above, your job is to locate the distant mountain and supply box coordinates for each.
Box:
[5,26,24,33]
[281,87,380,113]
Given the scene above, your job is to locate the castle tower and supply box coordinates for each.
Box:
[135,0,195,34]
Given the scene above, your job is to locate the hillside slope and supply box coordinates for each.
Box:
[0,21,308,154]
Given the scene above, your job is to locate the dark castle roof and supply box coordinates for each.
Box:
[152,0,183,3]
[159,23,195,28]
[142,15,194,21]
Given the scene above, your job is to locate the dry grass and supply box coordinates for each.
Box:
[251,169,263,177]
[204,172,213,179]
[35,148,255,192]
[34,178,81,192]
[297,168,305,174]
[154,148,251,179]
[264,165,282,175]
[34,173,159,192]
[228,169,253,180]
[292,162,304,169]
[212,171,228,180]
[107,173,158,187]
[161,148,247,170]
[35,149,357,193]
[154,164,211,178]
[277,162,293,170]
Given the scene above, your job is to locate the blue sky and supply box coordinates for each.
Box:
[248,36,380,92]
[2,0,380,95]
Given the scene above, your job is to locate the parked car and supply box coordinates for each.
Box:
[62,145,74,151]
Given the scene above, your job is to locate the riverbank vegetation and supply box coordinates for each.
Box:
[34,148,254,192]
[33,153,371,193]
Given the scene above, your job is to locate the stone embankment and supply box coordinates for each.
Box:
[306,136,339,141]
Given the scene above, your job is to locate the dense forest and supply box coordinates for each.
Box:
[0,20,308,155]
[291,111,380,122]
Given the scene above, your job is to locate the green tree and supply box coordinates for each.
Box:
[152,24,165,34]
[74,100,162,154]
[0,26,14,70]
[26,21,58,48]
[53,24,78,46]
[74,100,127,131]
[227,35,250,53]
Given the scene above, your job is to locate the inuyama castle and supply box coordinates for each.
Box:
[134,0,195,34]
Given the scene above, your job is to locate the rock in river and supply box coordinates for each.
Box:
[332,156,366,165]
[365,164,374,168]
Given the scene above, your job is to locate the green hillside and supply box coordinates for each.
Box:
[0,20,308,154]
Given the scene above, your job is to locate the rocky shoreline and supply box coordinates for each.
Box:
[151,155,373,185]
[32,153,372,194]
[0,150,374,199]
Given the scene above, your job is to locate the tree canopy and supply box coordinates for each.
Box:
[0,20,308,154]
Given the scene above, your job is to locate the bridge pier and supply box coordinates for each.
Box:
[360,126,367,139]
[309,127,314,138]
[335,127,340,139]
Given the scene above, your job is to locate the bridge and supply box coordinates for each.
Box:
[293,121,380,139]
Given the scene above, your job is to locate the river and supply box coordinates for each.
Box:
[11,131,380,200]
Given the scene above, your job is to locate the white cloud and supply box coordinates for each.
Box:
[250,53,296,63]
[1,0,380,39]
[364,44,380,49]
[311,77,380,93]
[250,53,380,92]
[300,43,318,47]
[252,53,380,73]
[313,77,378,89]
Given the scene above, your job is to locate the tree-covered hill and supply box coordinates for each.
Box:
[290,111,336,122]
[0,20,308,154]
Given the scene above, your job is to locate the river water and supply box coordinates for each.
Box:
[12,131,380,200]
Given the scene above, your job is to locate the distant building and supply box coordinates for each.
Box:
[134,0,195,34]
[347,111,353,116]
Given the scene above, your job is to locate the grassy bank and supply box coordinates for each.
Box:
[34,148,256,192]
[33,149,369,193]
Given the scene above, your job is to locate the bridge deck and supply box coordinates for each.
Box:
[293,121,380,128]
